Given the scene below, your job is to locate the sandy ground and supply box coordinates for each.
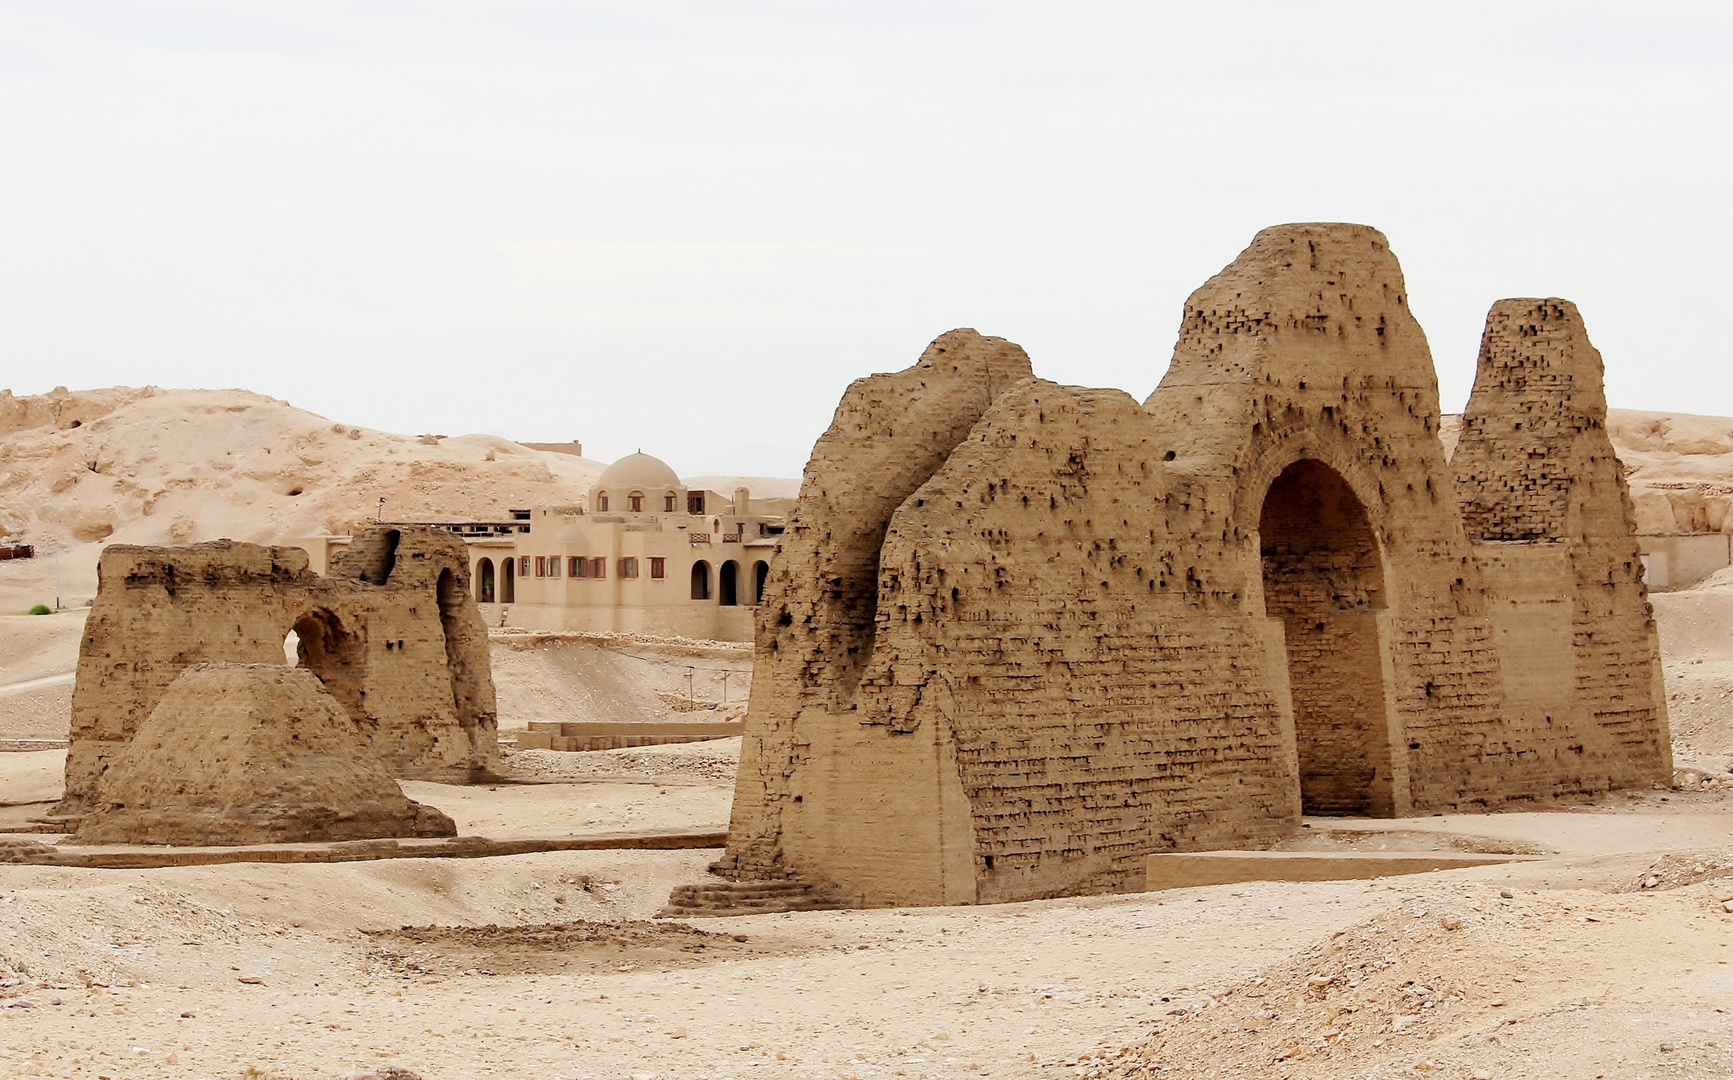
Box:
[490,634,751,732]
[0,746,1727,1079]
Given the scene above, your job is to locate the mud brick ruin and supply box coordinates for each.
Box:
[59,525,499,816]
[72,664,457,845]
[687,222,1671,912]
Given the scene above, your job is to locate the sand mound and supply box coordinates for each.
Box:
[0,385,604,552]
[72,664,455,846]
[1107,883,1732,1079]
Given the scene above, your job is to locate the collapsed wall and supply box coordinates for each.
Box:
[59,526,498,813]
[689,222,1670,913]
[73,664,457,846]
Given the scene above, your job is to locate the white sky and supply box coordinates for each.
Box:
[2,3,1729,477]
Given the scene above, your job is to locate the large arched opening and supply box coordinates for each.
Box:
[282,607,367,721]
[1259,458,1396,816]
[718,560,739,606]
[501,555,516,603]
[476,558,495,603]
[691,560,711,601]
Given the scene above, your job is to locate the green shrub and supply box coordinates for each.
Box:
[26,604,52,616]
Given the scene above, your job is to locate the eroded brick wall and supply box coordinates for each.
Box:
[1456,299,1671,797]
[60,527,499,811]
[706,224,1670,911]
[722,329,1033,881]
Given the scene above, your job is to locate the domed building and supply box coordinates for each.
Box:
[462,451,794,641]
[589,452,687,515]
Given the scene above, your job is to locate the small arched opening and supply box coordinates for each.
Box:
[283,608,366,721]
[628,490,645,513]
[501,555,516,603]
[718,560,739,607]
[752,560,769,605]
[691,560,711,601]
[476,558,496,603]
[1260,458,1396,816]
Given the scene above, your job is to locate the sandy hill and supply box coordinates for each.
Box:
[0,385,609,550]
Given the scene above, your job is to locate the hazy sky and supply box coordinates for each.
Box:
[3,3,1729,477]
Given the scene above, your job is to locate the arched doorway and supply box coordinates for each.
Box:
[1260,459,1396,816]
[476,558,495,603]
[283,608,366,721]
[691,560,711,601]
[501,555,516,603]
[752,560,769,605]
[718,560,739,606]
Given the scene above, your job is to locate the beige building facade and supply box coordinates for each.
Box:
[466,453,791,641]
[291,454,792,642]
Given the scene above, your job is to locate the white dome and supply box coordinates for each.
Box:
[595,452,681,493]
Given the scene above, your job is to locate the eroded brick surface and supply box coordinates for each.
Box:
[689,224,1671,912]
[60,526,499,813]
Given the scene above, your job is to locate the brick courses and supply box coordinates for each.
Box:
[694,225,1670,912]
[59,525,499,814]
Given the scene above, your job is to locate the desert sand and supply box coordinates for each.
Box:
[0,390,1731,1078]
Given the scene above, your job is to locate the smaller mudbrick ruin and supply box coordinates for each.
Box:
[678,221,1672,913]
[72,664,456,845]
[58,526,499,826]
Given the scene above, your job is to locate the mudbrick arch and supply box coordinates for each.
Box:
[679,221,1670,915]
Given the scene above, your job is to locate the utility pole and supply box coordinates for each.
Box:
[54,548,62,612]
[720,670,729,704]
[376,497,387,523]
[686,666,695,705]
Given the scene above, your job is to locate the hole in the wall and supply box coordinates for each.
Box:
[283,608,366,722]
[358,530,401,586]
